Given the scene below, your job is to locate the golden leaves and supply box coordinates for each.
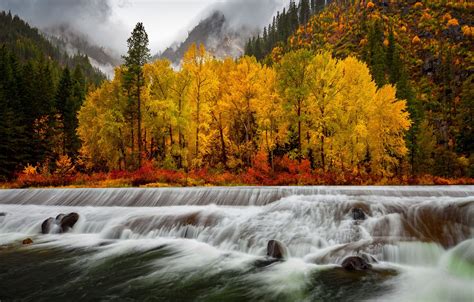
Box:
[412,35,421,45]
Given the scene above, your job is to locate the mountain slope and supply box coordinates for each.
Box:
[258,0,473,177]
[0,10,105,84]
[44,24,121,77]
[154,11,256,65]
[0,11,105,178]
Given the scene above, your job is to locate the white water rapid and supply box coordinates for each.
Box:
[0,186,473,301]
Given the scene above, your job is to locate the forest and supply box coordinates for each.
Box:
[1,0,473,187]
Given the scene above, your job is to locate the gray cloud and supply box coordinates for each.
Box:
[209,0,287,30]
[0,0,290,56]
[0,0,129,53]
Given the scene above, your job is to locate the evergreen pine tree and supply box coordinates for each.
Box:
[299,0,311,25]
[122,22,151,168]
[55,67,74,156]
[367,21,386,87]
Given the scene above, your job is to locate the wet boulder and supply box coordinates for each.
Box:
[41,217,55,234]
[0,212,6,217]
[41,213,79,234]
[267,240,288,260]
[59,213,79,233]
[56,214,65,222]
[341,256,372,271]
[351,208,366,221]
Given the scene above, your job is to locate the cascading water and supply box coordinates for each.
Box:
[0,186,473,301]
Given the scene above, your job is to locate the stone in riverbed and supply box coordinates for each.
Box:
[351,208,366,220]
[41,212,80,234]
[267,240,288,260]
[22,238,33,245]
[56,213,65,222]
[0,212,6,217]
[41,217,55,234]
[341,256,372,271]
[59,213,79,233]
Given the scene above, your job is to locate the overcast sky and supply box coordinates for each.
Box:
[0,0,288,54]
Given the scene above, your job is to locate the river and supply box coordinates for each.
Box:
[0,186,473,301]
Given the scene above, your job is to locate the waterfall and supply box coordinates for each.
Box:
[0,185,472,207]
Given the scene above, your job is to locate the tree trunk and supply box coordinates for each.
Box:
[219,117,227,167]
[297,101,302,160]
[195,88,201,159]
[137,74,142,168]
[320,135,325,171]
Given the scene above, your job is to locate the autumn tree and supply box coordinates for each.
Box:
[306,52,344,170]
[181,44,218,167]
[276,49,313,159]
[143,59,177,165]
[277,50,410,175]
[170,68,192,169]
[78,68,129,170]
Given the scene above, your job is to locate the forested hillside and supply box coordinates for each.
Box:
[247,0,474,178]
[2,2,473,187]
[0,11,105,179]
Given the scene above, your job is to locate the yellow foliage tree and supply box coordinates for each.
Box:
[182,44,219,168]
[77,46,411,177]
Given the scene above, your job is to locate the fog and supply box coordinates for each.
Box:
[0,0,289,55]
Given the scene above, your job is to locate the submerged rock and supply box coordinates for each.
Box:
[341,256,372,271]
[41,213,79,234]
[0,212,6,217]
[351,208,366,221]
[267,240,287,260]
[22,238,33,245]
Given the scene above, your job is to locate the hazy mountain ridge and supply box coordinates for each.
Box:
[154,11,257,65]
[0,10,105,84]
[44,24,121,77]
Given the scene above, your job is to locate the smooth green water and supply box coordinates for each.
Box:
[0,244,397,302]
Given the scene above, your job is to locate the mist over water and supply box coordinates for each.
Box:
[1,186,473,301]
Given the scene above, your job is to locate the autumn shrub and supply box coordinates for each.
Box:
[447,18,459,27]
[242,151,272,185]
[129,160,159,186]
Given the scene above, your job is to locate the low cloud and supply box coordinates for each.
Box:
[0,0,129,53]
[209,0,288,30]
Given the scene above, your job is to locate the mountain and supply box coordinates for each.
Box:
[44,24,121,78]
[248,0,474,177]
[0,11,105,178]
[154,11,257,65]
[0,10,105,84]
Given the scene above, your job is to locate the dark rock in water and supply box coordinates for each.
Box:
[22,238,33,245]
[41,217,55,234]
[341,256,372,271]
[0,212,6,217]
[351,208,366,220]
[267,240,287,260]
[308,266,398,300]
[41,213,79,234]
[59,213,79,233]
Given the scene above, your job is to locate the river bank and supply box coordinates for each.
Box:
[2,165,474,189]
